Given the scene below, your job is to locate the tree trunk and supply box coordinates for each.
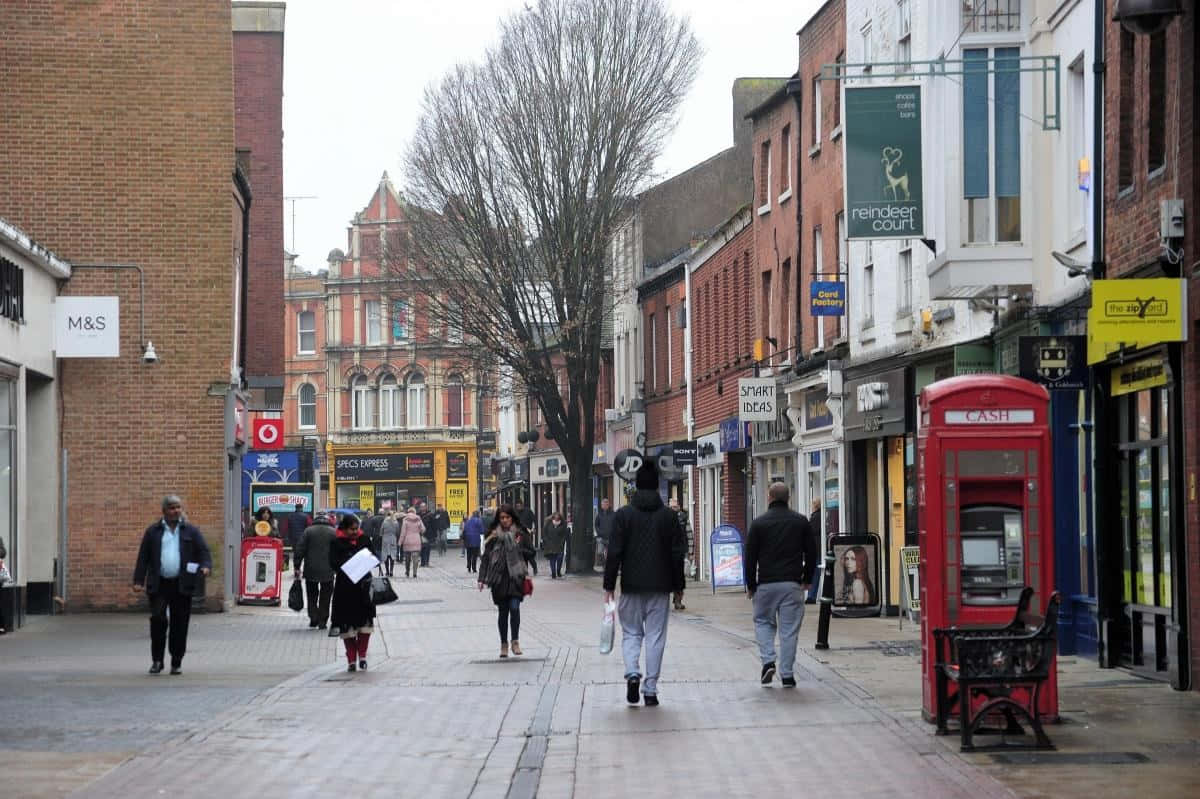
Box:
[566,448,595,573]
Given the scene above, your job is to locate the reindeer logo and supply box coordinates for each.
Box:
[881,147,910,202]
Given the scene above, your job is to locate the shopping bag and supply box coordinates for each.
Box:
[522,577,534,597]
[287,579,304,612]
[599,599,616,655]
[371,574,398,605]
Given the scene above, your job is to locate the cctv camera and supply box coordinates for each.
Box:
[1113,0,1183,36]
[142,340,159,364]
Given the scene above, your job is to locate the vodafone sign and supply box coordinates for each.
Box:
[252,418,284,450]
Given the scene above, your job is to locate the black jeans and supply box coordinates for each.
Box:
[420,542,431,566]
[546,553,563,578]
[305,579,332,626]
[466,546,480,573]
[497,597,521,643]
[524,554,538,575]
[149,578,192,666]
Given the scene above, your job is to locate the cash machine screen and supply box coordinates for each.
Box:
[959,505,1025,604]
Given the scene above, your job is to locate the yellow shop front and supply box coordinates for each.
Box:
[328,443,477,516]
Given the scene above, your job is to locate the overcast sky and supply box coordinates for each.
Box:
[281,0,822,270]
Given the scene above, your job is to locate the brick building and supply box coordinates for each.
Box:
[281,174,494,528]
[1094,2,1198,690]
[686,210,755,575]
[233,2,286,409]
[0,1,246,611]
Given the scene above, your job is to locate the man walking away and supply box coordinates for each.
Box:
[363,510,385,558]
[744,482,818,688]
[418,503,434,566]
[594,497,615,570]
[603,461,686,707]
[462,510,485,573]
[294,513,337,628]
[132,495,213,675]
[433,504,451,555]
[284,502,311,571]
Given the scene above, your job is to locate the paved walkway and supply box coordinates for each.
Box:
[3,554,1198,798]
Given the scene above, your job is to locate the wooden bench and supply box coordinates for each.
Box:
[934,588,1061,751]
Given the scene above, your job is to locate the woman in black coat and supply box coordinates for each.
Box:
[478,504,534,658]
[330,514,376,672]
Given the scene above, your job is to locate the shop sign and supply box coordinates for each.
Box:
[54,296,119,357]
[844,85,924,240]
[738,377,776,422]
[512,457,529,481]
[447,451,469,478]
[696,433,722,467]
[953,343,993,375]
[671,440,697,466]
[613,449,645,483]
[1088,278,1187,364]
[241,450,300,508]
[805,391,833,430]
[446,482,469,524]
[810,281,846,316]
[545,457,560,478]
[333,452,435,482]
[1018,336,1087,390]
[477,431,497,448]
[719,416,752,452]
[592,442,608,465]
[250,484,313,513]
[843,369,906,441]
[1111,356,1169,397]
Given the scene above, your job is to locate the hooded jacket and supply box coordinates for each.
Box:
[602,489,685,594]
[399,511,425,552]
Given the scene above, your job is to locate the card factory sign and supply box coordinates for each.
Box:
[844,85,924,240]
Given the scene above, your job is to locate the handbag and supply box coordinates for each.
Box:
[371,572,398,605]
[522,576,534,597]
[287,579,305,612]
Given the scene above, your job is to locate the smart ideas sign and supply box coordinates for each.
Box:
[54,296,120,357]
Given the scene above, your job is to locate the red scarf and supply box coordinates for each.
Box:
[336,528,363,541]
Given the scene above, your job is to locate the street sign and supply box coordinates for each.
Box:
[738,377,775,422]
[844,85,924,240]
[1018,336,1087,390]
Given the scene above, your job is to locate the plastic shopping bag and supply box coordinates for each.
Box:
[599,600,616,655]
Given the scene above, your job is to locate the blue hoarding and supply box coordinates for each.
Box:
[242,450,300,508]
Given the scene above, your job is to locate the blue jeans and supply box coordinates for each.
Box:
[547,553,563,578]
[498,596,521,643]
[752,582,806,678]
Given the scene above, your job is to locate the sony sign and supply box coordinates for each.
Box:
[54,296,120,358]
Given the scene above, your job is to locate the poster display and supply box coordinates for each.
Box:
[238,536,283,605]
[709,525,745,593]
[830,533,883,618]
[446,481,469,524]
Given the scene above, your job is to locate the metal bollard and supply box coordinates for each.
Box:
[814,551,836,650]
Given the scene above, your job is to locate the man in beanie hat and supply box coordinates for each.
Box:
[603,458,686,706]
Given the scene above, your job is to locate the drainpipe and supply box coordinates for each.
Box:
[684,249,696,578]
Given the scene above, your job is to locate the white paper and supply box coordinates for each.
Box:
[340,548,380,582]
[186,562,200,574]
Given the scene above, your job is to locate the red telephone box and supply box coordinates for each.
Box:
[917,375,1057,722]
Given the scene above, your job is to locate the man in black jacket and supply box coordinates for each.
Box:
[603,461,685,707]
[131,495,213,675]
[744,482,818,687]
[293,513,337,629]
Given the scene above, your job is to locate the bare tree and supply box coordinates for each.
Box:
[398,0,700,571]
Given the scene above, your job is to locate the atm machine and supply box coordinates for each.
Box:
[917,375,1057,722]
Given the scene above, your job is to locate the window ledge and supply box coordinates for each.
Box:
[860,323,876,344]
[778,187,793,204]
[297,350,316,356]
[757,203,771,216]
[1117,185,1135,200]
[808,143,821,159]
[830,125,842,142]
[1148,165,1166,182]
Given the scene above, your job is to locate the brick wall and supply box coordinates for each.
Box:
[642,273,688,445]
[234,21,285,383]
[1102,3,1198,689]
[0,1,237,608]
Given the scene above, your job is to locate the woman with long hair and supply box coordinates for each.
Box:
[838,545,876,606]
[330,514,376,672]
[478,504,534,658]
[253,506,279,538]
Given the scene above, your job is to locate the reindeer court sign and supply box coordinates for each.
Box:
[844,85,924,240]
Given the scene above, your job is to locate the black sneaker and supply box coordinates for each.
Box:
[761,662,776,685]
[347,662,357,672]
[169,664,182,676]
[643,694,659,707]
[781,676,797,688]
[359,659,368,671]
[626,676,641,705]
[148,661,164,674]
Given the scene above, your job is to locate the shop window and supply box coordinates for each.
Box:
[758,140,771,211]
[298,383,317,429]
[962,0,1021,33]
[897,0,911,68]
[407,372,426,429]
[898,241,912,315]
[392,299,410,343]
[1118,29,1135,191]
[811,77,822,149]
[780,124,792,195]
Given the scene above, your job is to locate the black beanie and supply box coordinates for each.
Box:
[635,460,659,490]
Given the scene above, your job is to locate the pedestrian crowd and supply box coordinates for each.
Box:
[130,472,818,699]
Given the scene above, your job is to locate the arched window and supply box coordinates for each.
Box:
[379,374,401,429]
[298,383,317,429]
[406,372,426,429]
[351,375,374,429]
[446,373,464,428]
